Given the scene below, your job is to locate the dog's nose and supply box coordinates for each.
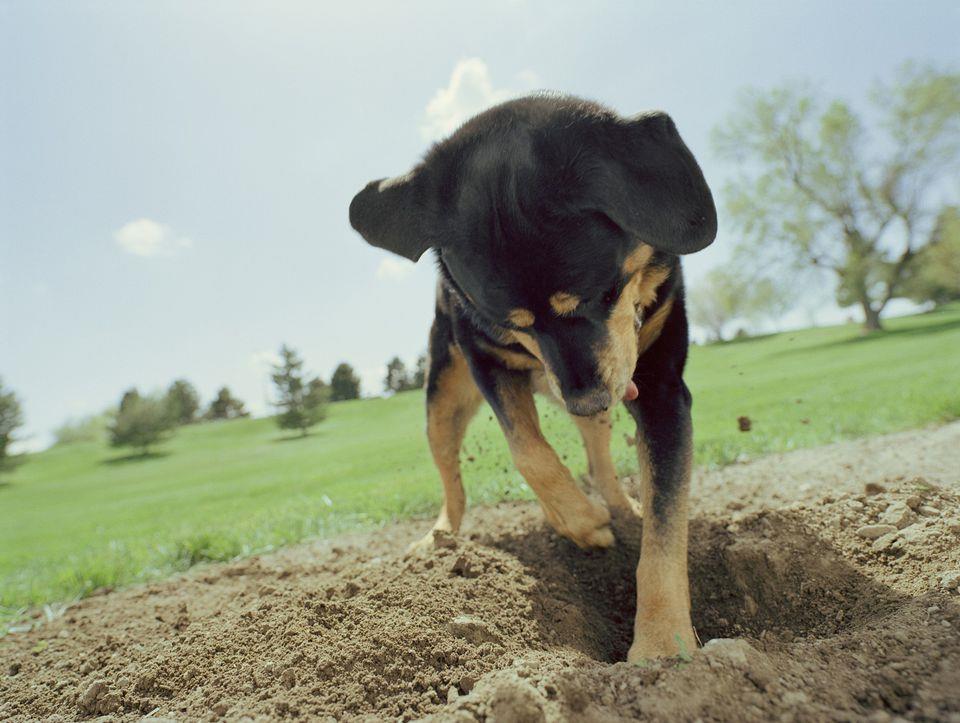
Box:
[564,388,612,417]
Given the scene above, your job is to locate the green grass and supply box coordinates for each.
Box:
[2,305,959,620]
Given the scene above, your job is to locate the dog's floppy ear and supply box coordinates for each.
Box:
[588,111,717,255]
[349,169,436,262]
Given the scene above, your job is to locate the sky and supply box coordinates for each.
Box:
[2,0,959,451]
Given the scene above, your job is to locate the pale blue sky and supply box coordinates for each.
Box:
[2,1,958,449]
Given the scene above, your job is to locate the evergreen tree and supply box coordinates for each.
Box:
[164,379,200,425]
[330,362,362,401]
[271,345,327,436]
[384,356,410,393]
[412,354,427,389]
[204,387,249,421]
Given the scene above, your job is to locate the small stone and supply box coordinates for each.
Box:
[79,660,96,675]
[280,668,296,689]
[919,506,940,517]
[939,571,960,591]
[905,495,922,510]
[864,482,887,495]
[857,524,897,540]
[847,500,865,512]
[872,532,899,553]
[432,529,459,550]
[701,638,752,668]
[460,674,476,693]
[447,615,500,644]
[447,686,459,704]
[782,690,809,706]
[8,662,20,676]
[879,502,918,530]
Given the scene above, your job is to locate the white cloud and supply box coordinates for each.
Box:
[114,218,193,257]
[420,58,538,142]
[375,256,415,281]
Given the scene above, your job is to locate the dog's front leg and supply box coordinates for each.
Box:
[469,358,614,549]
[573,412,643,519]
[623,306,697,661]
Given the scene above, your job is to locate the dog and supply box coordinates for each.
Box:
[349,94,717,660]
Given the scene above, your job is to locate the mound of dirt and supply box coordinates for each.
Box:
[2,423,959,721]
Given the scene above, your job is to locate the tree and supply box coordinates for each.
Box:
[712,64,960,331]
[271,344,328,436]
[384,356,415,393]
[54,411,111,445]
[109,391,175,455]
[330,362,362,401]
[0,378,25,474]
[688,267,793,342]
[412,354,427,389]
[902,206,960,305]
[164,379,200,426]
[204,387,249,421]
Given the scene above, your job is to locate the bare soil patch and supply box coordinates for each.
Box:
[3,423,959,721]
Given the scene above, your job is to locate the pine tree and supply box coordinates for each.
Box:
[204,387,249,421]
[271,345,328,436]
[165,379,200,425]
[330,362,362,401]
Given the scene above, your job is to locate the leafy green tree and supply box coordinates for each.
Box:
[0,378,25,474]
[713,64,960,331]
[412,354,427,389]
[271,345,327,436]
[384,356,412,393]
[204,387,249,421]
[330,362,362,401]
[164,379,201,426]
[902,206,960,305]
[690,267,793,342]
[109,391,175,455]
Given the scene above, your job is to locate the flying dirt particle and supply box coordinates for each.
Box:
[459,674,476,694]
[800,418,810,425]
[7,662,20,676]
[467,456,476,462]
[624,433,636,447]
[738,416,752,432]
[856,524,898,540]
[864,482,887,495]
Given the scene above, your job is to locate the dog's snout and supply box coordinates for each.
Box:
[564,388,612,417]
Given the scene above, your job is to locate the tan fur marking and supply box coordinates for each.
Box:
[628,436,696,661]
[477,338,543,371]
[495,375,613,549]
[622,244,655,276]
[595,260,672,398]
[574,413,640,515]
[549,291,580,316]
[409,345,483,554]
[636,298,674,357]
[507,308,535,328]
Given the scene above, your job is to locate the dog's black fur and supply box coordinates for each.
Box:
[349,94,716,659]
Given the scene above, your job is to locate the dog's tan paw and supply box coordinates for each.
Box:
[627,624,697,662]
[609,495,643,520]
[545,499,615,549]
[405,527,458,557]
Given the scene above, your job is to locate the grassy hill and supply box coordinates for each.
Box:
[2,305,959,618]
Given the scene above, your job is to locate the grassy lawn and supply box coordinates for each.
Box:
[2,304,959,618]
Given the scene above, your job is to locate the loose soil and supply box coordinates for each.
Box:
[3,423,960,722]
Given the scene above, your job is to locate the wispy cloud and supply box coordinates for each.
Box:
[114,218,193,257]
[375,256,415,281]
[420,58,538,142]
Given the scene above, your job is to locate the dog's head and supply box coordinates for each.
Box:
[350,95,716,416]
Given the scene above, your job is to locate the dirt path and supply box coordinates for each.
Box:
[3,423,960,721]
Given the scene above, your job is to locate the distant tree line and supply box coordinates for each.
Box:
[383,354,426,394]
[0,377,24,476]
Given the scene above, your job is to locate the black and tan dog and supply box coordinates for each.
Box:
[349,94,716,660]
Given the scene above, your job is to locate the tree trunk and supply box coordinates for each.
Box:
[861,300,883,333]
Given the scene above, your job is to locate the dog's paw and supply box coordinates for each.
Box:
[545,499,615,549]
[627,625,697,662]
[405,527,458,557]
[609,495,643,521]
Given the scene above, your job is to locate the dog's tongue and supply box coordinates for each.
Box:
[622,380,639,402]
